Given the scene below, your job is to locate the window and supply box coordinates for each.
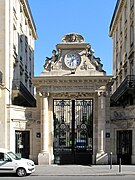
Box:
[119,72,122,83]
[20,37,23,54]
[119,46,122,64]
[116,28,118,43]
[119,17,122,33]
[124,35,128,53]
[20,4,23,12]
[0,153,11,162]
[0,153,4,161]
[13,24,17,47]
[116,78,118,88]
[115,53,118,74]
[20,56,22,62]
[124,4,127,22]
[29,80,32,92]
[124,67,127,77]
[130,60,134,75]
[130,0,134,9]
[20,11,24,25]
[25,37,28,64]
[130,23,134,47]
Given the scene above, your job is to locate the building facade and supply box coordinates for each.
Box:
[33,33,112,165]
[0,0,38,162]
[109,0,135,164]
[1,0,135,166]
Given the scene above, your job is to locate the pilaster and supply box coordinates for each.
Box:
[38,92,50,165]
[96,90,108,164]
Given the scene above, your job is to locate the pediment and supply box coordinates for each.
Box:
[41,33,107,77]
[41,52,106,77]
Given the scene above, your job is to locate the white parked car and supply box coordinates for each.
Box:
[0,148,35,177]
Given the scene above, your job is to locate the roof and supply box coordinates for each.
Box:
[21,0,38,39]
[109,0,120,33]
[26,0,36,32]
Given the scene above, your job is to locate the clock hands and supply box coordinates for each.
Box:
[64,53,81,69]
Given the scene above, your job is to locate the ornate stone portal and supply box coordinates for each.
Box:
[33,33,112,165]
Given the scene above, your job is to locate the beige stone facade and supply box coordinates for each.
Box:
[110,0,135,164]
[0,0,37,162]
[2,0,135,166]
[109,0,135,93]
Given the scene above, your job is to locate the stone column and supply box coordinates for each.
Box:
[38,92,50,165]
[96,90,107,164]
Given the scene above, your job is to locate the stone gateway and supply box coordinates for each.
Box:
[33,33,112,165]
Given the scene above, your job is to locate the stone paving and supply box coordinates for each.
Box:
[32,165,135,176]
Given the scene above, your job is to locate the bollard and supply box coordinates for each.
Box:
[119,158,122,173]
[110,152,112,169]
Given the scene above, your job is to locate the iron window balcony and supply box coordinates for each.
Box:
[111,75,135,106]
[12,80,36,107]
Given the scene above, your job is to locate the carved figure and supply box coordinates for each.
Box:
[93,58,103,71]
[44,50,59,71]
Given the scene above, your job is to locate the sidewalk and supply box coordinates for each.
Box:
[32,165,135,176]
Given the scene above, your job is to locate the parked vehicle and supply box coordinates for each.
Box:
[0,148,35,177]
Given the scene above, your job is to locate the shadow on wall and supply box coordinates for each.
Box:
[12,34,36,107]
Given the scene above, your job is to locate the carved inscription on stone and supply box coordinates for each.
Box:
[52,92,94,98]
[42,86,94,92]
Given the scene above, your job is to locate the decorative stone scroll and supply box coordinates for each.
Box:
[111,107,135,120]
[112,121,134,129]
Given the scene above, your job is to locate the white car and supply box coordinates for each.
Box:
[0,148,35,177]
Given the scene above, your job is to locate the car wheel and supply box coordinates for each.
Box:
[16,168,26,177]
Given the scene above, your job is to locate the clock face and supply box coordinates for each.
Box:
[64,53,81,69]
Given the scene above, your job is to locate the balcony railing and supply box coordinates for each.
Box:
[111,75,135,102]
[12,80,36,107]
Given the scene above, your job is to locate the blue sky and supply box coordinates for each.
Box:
[28,0,117,76]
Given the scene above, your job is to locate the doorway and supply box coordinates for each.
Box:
[53,99,93,165]
[15,131,30,158]
[117,130,132,164]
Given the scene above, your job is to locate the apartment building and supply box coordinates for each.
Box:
[0,0,38,161]
[109,0,135,164]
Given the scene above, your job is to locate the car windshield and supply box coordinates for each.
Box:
[7,151,21,160]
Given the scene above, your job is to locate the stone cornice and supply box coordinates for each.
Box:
[20,0,37,39]
[56,43,90,51]
[33,76,112,95]
[33,76,112,87]
[109,0,125,37]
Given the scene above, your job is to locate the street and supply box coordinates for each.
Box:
[1,164,135,179]
[0,175,135,180]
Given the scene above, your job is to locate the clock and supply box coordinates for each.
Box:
[64,53,81,69]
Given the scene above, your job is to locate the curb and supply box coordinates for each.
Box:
[32,173,134,176]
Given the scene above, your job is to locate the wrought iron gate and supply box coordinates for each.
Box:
[53,99,93,165]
